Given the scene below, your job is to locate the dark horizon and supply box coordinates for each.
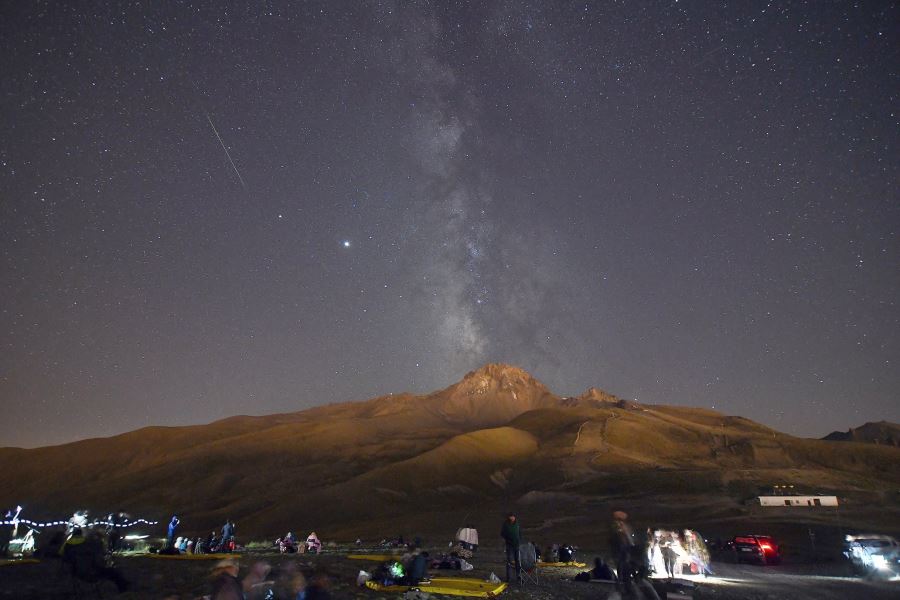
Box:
[2,2,897,448]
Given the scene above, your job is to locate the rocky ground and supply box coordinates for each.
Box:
[1,545,898,599]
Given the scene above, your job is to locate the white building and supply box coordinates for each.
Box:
[758,495,839,507]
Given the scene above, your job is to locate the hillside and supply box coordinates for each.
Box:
[2,364,899,545]
[823,421,900,447]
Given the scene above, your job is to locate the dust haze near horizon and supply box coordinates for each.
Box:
[1,2,897,448]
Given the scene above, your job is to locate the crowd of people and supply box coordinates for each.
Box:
[161,515,239,555]
[208,557,332,600]
[2,504,726,599]
[607,510,713,582]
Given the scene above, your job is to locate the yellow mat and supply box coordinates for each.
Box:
[139,552,239,560]
[365,577,507,597]
[347,553,403,561]
[537,561,587,568]
[0,558,40,567]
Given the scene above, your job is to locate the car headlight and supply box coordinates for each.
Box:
[871,555,888,570]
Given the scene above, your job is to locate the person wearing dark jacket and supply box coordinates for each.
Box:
[501,513,521,583]
[222,520,235,550]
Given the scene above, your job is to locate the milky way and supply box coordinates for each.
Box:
[1,1,897,447]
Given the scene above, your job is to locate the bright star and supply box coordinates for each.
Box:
[342,240,351,248]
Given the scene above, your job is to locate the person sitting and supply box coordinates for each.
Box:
[575,557,616,582]
[400,551,430,585]
[279,532,297,554]
[591,557,615,580]
[306,531,322,554]
[206,531,219,553]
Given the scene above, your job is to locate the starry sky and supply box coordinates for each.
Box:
[1,1,897,448]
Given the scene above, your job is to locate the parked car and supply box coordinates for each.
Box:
[729,535,782,565]
[843,534,900,577]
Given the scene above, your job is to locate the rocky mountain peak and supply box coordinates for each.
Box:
[459,363,543,392]
[578,386,621,404]
[434,364,556,427]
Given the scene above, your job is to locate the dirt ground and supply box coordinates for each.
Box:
[1,544,898,600]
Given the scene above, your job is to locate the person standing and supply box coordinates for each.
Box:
[107,511,125,553]
[166,514,180,549]
[222,519,235,550]
[660,531,677,579]
[500,513,521,583]
[0,508,14,557]
[609,510,635,582]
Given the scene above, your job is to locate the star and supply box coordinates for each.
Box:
[341,240,351,248]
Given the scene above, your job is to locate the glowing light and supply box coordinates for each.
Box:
[342,240,351,248]
[2,506,158,529]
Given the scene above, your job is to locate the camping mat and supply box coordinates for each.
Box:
[365,577,508,597]
[537,561,587,568]
[138,552,239,561]
[0,559,40,567]
[347,553,403,562]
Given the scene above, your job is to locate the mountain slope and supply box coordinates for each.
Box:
[1,364,898,540]
[823,421,900,447]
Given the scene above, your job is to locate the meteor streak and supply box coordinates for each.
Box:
[205,112,246,189]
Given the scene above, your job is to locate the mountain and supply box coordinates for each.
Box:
[823,421,900,447]
[2,364,898,544]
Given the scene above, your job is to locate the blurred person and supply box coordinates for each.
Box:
[609,510,635,582]
[63,529,130,592]
[210,557,242,600]
[242,560,274,599]
[305,572,331,600]
[106,510,126,553]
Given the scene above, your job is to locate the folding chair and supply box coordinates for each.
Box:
[518,541,539,586]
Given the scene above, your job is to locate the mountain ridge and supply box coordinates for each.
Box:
[823,420,900,447]
[2,363,898,541]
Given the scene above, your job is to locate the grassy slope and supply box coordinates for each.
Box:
[1,367,897,543]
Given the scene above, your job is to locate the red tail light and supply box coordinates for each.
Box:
[760,543,772,552]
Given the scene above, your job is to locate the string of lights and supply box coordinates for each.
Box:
[2,517,159,528]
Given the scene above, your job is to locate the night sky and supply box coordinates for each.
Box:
[2,1,897,449]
